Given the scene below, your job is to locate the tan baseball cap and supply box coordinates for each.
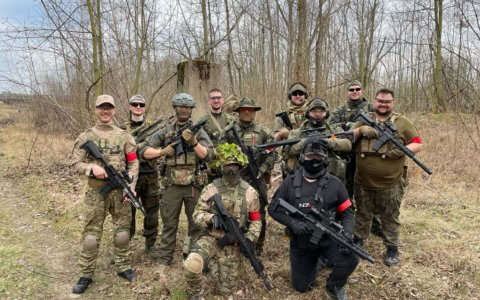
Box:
[96,95,115,107]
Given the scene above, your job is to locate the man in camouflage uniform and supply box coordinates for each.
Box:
[124,95,163,255]
[71,95,139,294]
[285,98,352,182]
[273,82,310,178]
[183,143,261,297]
[198,88,235,182]
[330,80,373,198]
[222,97,277,251]
[140,93,213,269]
[330,81,383,237]
[351,88,424,266]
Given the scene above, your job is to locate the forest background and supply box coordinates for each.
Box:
[0,0,479,299]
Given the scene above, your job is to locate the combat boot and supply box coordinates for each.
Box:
[117,269,136,282]
[72,277,92,294]
[326,286,349,300]
[383,246,400,266]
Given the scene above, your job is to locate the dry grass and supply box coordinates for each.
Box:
[0,103,479,299]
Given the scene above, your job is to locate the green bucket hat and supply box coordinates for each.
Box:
[233,97,261,112]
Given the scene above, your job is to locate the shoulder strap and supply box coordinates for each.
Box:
[314,174,330,208]
[293,169,303,200]
[209,112,224,134]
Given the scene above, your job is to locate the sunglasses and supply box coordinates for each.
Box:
[292,91,305,96]
[130,103,145,108]
[348,88,362,92]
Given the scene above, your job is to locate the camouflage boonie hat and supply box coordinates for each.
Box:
[172,93,196,107]
[233,97,261,112]
[347,80,363,89]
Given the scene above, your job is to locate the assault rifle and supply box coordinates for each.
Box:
[256,132,350,151]
[226,124,268,209]
[276,198,375,263]
[166,119,207,157]
[275,111,293,130]
[80,140,146,216]
[132,115,174,143]
[210,194,272,291]
[353,111,432,175]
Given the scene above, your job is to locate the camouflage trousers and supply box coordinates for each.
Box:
[353,179,404,247]
[130,172,161,245]
[156,184,201,264]
[185,235,247,296]
[78,184,132,277]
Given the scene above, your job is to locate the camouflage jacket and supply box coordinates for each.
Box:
[199,111,235,147]
[330,98,373,130]
[71,122,139,190]
[273,101,308,133]
[193,178,261,242]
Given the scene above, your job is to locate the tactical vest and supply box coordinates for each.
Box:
[286,110,306,129]
[84,126,130,172]
[213,178,250,227]
[162,123,207,187]
[336,99,372,124]
[291,169,334,248]
[358,112,403,158]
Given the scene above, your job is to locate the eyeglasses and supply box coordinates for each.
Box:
[348,88,362,92]
[292,91,305,96]
[374,98,394,105]
[209,96,223,101]
[130,103,145,108]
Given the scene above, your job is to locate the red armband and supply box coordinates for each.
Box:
[337,199,352,213]
[126,152,137,162]
[409,136,422,144]
[249,211,261,221]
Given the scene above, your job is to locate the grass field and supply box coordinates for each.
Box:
[0,103,479,299]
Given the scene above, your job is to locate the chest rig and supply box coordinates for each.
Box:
[359,112,403,158]
[213,178,250,226]
[84,127,128,171]
[163,122,200,186]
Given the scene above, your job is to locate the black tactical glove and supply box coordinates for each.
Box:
[217,232,237,248]
[211,214,226,231]
[340,231,354,256]
[290,220,312,236]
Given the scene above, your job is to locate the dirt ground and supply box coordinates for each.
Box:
[0,103,479,299]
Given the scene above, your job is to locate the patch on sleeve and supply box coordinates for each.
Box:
[409,136,422,144]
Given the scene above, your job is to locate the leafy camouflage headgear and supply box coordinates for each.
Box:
[172,93,196,108]
[305,98,329,119]
[287,82,309,100]
[212,143,249,170]
[233,97,261,112]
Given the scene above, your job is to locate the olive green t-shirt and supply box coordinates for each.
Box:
[352,113,419,189]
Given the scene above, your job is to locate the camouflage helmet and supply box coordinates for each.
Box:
[172,93,196,108]
[305,98,330,119]
[233,97,261,112]
[212,143,249,170]
[287,82,309,100]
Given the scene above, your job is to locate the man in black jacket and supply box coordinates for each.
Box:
[268,140,358,300]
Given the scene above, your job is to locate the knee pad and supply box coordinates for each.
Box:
[183,252,204,275]
[114,231,130,247]
[83,235,98,251]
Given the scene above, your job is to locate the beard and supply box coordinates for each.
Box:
[374,107,392,117]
